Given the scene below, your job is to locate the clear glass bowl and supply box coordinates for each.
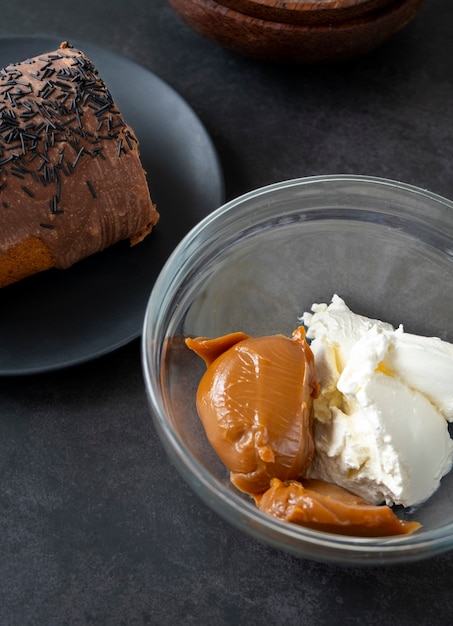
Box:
[142,175,453,565]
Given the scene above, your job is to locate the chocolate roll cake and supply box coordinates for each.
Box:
[0,41,159,287]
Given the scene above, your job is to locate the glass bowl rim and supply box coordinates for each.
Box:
[142,174,453,564]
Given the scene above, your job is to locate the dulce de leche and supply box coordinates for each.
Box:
[186,326,420,537]
[186,327,319,494]
[255,478,420,537]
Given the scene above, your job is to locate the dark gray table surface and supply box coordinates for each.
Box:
[1,1,453,624]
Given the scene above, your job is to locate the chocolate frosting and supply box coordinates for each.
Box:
[0,42,158,271]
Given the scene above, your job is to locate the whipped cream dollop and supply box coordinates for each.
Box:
[302,295,453,507]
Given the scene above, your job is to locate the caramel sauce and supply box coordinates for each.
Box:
[186,327,319,494]
[186,327,420,536]
[255,478,420,536]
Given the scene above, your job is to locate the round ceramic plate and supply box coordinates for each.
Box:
[0,36,224,375]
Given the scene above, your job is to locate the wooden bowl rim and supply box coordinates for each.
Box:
[200,0,416,25]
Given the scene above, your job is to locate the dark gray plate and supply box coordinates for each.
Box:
[0,36,224,375]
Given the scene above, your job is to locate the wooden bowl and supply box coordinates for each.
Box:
[167,0,427,63]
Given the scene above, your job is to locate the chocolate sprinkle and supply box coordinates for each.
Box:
[21,185,35,197]
[86,179,97,199]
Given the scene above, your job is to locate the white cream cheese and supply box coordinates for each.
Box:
[302,295,453,507]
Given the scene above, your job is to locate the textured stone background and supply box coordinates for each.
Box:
[1,1,453,624]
